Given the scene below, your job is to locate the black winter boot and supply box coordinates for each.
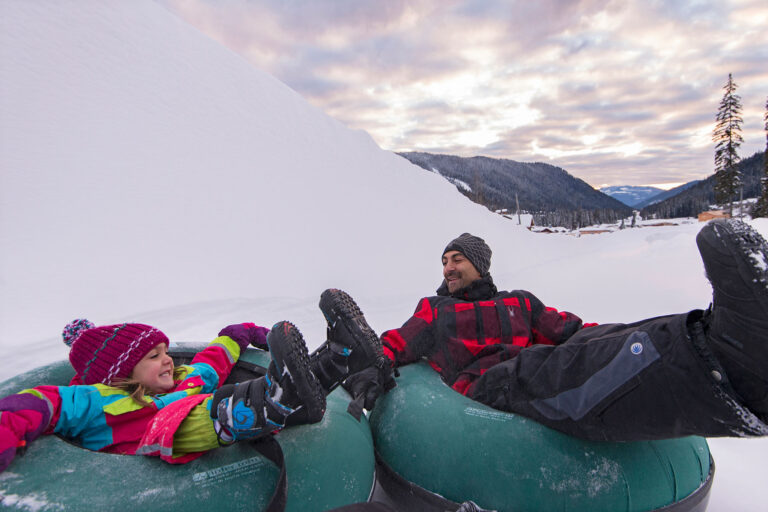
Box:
[211,321,326,441]
[696,219,768,418]
[311,289,386,393]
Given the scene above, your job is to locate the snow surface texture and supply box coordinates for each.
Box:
[0,1,765,509]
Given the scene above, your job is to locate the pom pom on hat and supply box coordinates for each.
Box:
[62,318,95,347]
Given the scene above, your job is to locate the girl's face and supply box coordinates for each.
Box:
[130,344,175,394]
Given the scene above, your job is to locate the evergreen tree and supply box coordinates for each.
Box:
[753,97,768,218]
[712,73,744,216]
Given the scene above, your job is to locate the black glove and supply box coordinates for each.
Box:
[343,367,380,410]
[342,358,396,420]
[375,356,397,394]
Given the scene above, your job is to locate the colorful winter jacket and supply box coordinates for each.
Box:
[381,276,596,396]
[9,336,243,464]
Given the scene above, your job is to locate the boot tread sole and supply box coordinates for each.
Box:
[698,219,768,306]
[319,289,385,367]
[270,321,326,423]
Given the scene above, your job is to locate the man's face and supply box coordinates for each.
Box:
[442,250,482,293]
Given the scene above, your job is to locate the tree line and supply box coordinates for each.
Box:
[531,208,627,230]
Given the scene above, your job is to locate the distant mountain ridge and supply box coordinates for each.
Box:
[601,182,704,209]
[398,152,631,217]
[600,185,664,208]
[634,181,701,209]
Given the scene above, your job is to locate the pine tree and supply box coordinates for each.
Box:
[713,74,744,216]
[753,97,768,218]
[765,97,768,199]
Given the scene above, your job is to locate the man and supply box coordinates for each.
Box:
[345,221,768,442]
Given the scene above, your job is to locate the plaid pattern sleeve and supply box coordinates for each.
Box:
[381,298,438,367]
[526,293,586,346]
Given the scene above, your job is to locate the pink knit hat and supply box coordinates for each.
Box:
[62,319,169,386]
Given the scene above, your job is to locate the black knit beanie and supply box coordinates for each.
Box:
[442,233,492,276]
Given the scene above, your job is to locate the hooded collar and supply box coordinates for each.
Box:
[436,274,498,301]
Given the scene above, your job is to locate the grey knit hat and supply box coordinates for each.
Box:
[442,233,492,276]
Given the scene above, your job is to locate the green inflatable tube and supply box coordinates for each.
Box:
[369,362,713,512]
[0,344,375,512]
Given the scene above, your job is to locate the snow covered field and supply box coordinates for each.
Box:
[1,1,766,509]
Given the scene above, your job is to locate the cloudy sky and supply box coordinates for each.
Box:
[157,0,767,189]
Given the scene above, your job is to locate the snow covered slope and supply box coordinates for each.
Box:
[0,0,505,349]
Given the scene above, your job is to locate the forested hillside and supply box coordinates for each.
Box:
[399,152,631,219]
[641,152,765,218]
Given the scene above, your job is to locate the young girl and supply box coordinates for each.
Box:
[0,289,390,473]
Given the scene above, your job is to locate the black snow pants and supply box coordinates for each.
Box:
[470,311,768,441]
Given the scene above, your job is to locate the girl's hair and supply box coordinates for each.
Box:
[112,367,186,406]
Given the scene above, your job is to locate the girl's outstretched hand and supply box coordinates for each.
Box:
[218,323,270,351]
[0,423,22,472]
[0,394,51,473]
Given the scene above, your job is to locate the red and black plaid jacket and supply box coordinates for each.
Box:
[381,276,593,396]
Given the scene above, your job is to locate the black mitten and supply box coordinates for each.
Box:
[342,358,397,420]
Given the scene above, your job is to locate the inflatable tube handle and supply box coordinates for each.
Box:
[252,436,286,512]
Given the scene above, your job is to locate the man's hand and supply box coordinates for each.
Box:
[342,357,396,419]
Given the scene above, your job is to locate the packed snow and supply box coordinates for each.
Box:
[0,1,766,509]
